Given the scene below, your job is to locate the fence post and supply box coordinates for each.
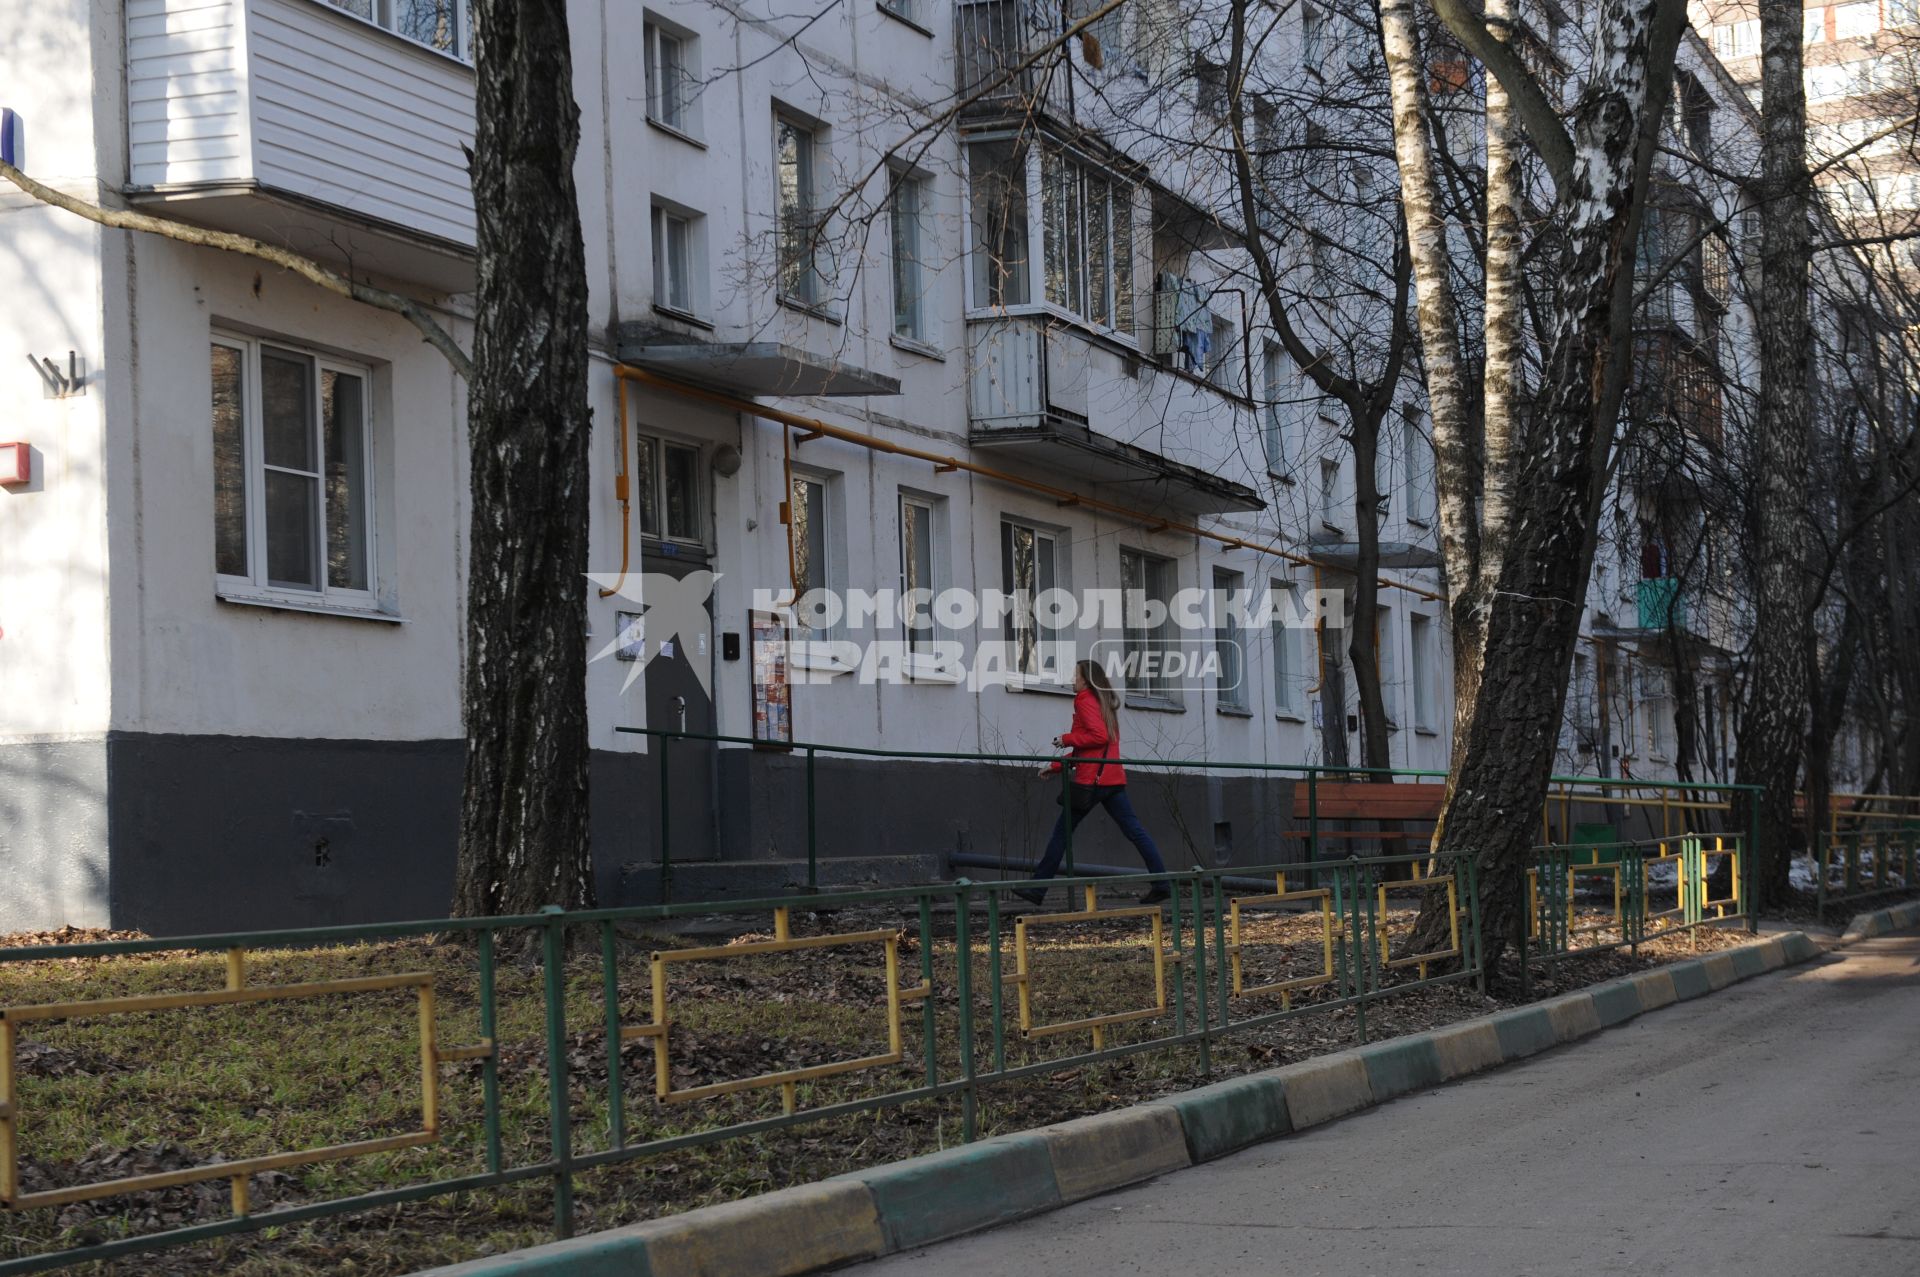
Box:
[1061,763,1075,875]
[1190,872,1211,1076]
[1307,769,1321,869]
[478,929,503,1175]
[658,738,672,905]
[955,885,976,1142]
[539,906,575,1239]
[806,746,818,892]
[600,920,625,1152]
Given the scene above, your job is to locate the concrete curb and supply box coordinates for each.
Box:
[416,931,1823,1277]
[1840,898,1920,942]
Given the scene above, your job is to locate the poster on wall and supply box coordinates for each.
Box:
[750,610,793,749]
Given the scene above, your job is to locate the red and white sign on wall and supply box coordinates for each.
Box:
[0,442,29,487]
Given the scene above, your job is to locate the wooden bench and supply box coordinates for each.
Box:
[1288,780,1446,842]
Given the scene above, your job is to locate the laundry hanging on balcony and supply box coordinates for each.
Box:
[1156,273,1214,373]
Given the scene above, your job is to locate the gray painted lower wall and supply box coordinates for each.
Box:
[105,733,465,935]
[0,733,1740,936]
[0,738,111,932]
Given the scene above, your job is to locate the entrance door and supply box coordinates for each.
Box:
[643,548,718,864]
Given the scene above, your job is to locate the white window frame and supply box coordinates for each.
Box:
[651,205,701,318]
[776,113,831,309]
[1207,313,1238,393]
[211,332,381,614]
[1377,604,1399,728]
[890,171,932,344]
[1272,578,1305,719]
[635,432,705,548]
[898,491,944,661]
[1120,546,1180,704]
[965,138,1138,347]
[789,469,849,662]
[1411,612,1438,733]
[644,18,699,137]
[1213,566,1248,711]
[1002,516,1069,683]
[1039,143,1136,335]
[322,0,473,62]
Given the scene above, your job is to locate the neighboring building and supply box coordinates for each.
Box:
[0,0,1864,933]
[1699,0,1920,255]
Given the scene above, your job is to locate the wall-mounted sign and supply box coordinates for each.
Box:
[750,609,792,749]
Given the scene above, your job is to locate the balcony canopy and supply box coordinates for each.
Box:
[613,328,900,398]
[970,417,1264,515]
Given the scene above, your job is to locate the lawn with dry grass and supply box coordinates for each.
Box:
[0,897,1756,1276]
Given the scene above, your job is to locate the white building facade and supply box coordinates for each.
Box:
[0,0,1807,932]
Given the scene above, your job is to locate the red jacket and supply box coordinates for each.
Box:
[1049,687,1126,787]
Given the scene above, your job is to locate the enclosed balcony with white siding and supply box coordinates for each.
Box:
[125,0,477,291]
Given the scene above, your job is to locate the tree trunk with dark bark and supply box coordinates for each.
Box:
[452,0,597,917]
[1349,418,1394,780]
[1733,0,1816,908]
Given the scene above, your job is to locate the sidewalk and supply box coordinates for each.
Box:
[845,932,1920,1276]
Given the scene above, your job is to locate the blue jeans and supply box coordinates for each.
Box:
[1033,786,1168,881]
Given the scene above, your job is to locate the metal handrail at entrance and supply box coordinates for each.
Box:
[617,725,1763,901]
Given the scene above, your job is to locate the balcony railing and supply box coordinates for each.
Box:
[1632,329,1723,447]
[955,0,1069,116]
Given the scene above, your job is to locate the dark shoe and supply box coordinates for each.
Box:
[1013,888,1047,908]
[1140,885,1171,906]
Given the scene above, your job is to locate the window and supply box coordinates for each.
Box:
[776,115,828,306]
[1410,613,1437,732]
[890,172,930,342]
[899,494,938,655]
[1710,19,1758,57]
[1570,651,1594,739]
[327,0,471,60]
[1318,457,1343,532]
[1272,579,1303,718]
[1264,343,1308,476]
[968,140,1030,308]
[1301,3,1325,67]
[645,21,697,134]
[1002,519,1063,678]
[1041,145,1135,331]
[1402,410,1433,525]
[791,473,833,635]
[1376,605,1398,727]
[1120,547,1178,700]
[1213,567,1247,710]
[879,0,921,26]
[635,434,703,544]
[1207,314,1237,392]
[1262,343,1287,473]
[651,205,698,315]
[210,335,375,605]
[1892,0,1920,28]
[1639,664,1674,759]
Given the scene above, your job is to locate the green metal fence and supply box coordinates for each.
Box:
[1814,828,1919,920]
[0,832,1769,1276]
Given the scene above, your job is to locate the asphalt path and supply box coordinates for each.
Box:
[845,932,1920,1276]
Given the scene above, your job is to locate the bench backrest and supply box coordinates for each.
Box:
[1292,780,1447,822]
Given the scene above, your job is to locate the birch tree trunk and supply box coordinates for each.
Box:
[1733,0,1816,906]
[1387,0,1688,967]
[1377,0,1485,823]
[452,0,597,917]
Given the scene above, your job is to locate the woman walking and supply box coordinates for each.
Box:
[1018,659,1170,906]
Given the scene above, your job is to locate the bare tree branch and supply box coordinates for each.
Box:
[1,160,473,380]
[1424,0,1577,188]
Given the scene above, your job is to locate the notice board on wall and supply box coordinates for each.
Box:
[750,610,792,748]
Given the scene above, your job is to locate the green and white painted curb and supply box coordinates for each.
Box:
[417,931,1828,1277]
[1840,897,1920,942]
